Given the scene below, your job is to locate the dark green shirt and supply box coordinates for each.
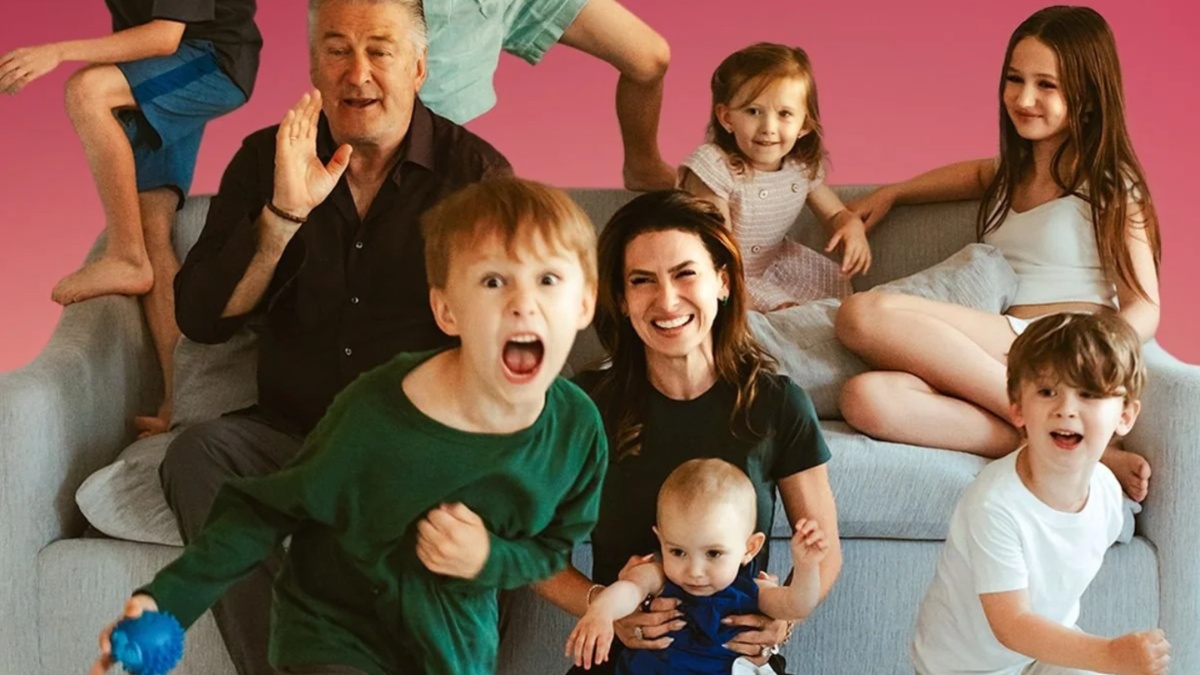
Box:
[142,350,608,675]
[576,371,831,586]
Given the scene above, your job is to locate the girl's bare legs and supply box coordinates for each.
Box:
[840,370,1020,458]
[559,0,675,191]
[53,64,153,304]
[837,290,1151,499]
[134,188,182,439]
[837,291,1016,419]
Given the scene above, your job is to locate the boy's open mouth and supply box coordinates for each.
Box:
[502,334,544,382]
[1050,430,1083,450]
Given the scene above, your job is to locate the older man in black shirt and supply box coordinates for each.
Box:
[159,1,510,674]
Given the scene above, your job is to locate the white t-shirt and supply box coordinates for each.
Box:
[912,450,1124,675]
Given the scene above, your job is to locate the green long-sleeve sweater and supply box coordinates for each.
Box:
[141,350,608,675]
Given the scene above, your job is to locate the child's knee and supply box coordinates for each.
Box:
[624,32,670,83]
[64,64,125,118]
[835,291,885,349]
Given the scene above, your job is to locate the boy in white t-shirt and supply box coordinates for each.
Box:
[912,312,1170,675]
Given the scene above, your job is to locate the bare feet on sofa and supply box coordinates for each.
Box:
[134,400,172,440]
[1102,445,1151,502]
[51,256,153,305]
[623,156,676,191]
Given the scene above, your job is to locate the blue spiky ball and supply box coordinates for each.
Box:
[110,611,184,675]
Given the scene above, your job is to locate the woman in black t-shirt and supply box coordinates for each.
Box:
[534,191,842,673]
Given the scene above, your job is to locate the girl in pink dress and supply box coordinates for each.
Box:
[680,42,873,312]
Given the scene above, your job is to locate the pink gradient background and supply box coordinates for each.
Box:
[1,0,1196,372]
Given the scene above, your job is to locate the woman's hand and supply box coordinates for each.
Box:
[613,596,684,650]
[721,611,790,666]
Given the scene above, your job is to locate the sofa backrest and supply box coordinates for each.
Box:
[172,187,983,374]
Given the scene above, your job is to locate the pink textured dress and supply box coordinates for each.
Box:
[681,143,851,311]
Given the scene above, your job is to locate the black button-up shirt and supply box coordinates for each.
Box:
[175,100,512,434]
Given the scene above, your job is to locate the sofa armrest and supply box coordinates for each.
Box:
[1127,341,1200,672]
[0,294,159,674]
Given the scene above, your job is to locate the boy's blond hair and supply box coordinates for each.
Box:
[657,458,757,532]
[421,177,598,290]
[1006,312,1145,404]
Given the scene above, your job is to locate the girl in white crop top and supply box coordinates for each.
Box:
[833,7,1162,504]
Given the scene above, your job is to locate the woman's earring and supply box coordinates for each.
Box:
[719,295,730,307]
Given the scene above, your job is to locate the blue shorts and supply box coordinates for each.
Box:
[421,0,590,123]
[116,40,247,207]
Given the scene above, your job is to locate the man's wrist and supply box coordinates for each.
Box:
[266,200,308,224]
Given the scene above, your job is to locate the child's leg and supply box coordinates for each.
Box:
[558,0,674,190]
[840,370,1020,457]
[835,291,1019,457]
[134,187,182,438]
[52,64,154,305]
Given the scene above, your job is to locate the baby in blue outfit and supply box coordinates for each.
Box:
[568,458,829,674]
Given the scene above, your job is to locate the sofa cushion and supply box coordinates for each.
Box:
[75,326,259,545]
[749,243,1019,418]
[75,432,183,546]
[170,328,259,429]
[772,422,988,540]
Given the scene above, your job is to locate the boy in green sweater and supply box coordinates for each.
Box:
[89,177,607,675]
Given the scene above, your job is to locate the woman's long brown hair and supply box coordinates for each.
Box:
[980,5,1160,301]
[591,191,778,461]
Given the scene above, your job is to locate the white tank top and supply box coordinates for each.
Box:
[982,194,1117,308]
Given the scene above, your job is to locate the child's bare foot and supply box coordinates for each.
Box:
[134,400,172,440]
[51,256,153,305]
[1102,445,1151,502]
[623,158,676,191]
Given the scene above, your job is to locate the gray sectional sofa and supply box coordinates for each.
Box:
[2,187,1196,675]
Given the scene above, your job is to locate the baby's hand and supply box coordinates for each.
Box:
[416,503,490,579]
[825,215,872,277]
[567,609,617,670]
[789,519,829,567]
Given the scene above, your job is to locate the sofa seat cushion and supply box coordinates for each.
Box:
[769,422,987,540]
[37,539,235,675]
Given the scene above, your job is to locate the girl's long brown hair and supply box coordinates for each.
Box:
[980,5,1160,301]
[591,191,778,461]
[708,42,826,181]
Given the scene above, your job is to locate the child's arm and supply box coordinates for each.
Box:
[87,594,159,675]
[1112,200,1161,342]
[806,184,872,276]
[679,168,733,229]
[847,158,997,230]
[123,405,361,629]
[757,519,829,621]
[980,590,1170,675]
[565,560,666,669]
[421,427,608,589]
[0,21,186,95]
